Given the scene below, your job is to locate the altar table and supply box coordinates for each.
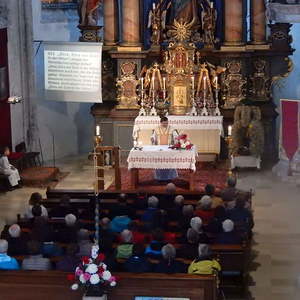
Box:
[133,116,223,155]
[127,145,197,190]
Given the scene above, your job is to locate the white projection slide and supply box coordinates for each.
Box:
[44,42,102,103]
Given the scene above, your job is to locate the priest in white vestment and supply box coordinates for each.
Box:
[151,116,179,181]
[0,147,21,188]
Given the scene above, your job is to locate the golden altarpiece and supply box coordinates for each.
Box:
[87,0,294,163]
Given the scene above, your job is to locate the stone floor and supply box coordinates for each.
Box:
[1,155,300,300]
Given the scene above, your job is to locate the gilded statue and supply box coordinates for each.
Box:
[78,0,101,26]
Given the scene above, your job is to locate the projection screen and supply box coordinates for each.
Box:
[44,42,102,103]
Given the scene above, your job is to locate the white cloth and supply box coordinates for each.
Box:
[230,155,261,170]
[127,145,197,172]
[0,156,20,187]
[150,126,179,146]
[25,205,48,219]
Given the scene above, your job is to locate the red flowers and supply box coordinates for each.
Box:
[97,253,106,261]
[82,256,90,264]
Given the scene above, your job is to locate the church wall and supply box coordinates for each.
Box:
[32,1,96,162]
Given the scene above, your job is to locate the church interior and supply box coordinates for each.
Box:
[1,0,300,299]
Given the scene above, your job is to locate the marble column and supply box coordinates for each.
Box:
[224,0,244,46]
[103,0,117,46]
[250,0,266,44]
[120,0,140,47]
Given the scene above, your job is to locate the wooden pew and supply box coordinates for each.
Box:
[0,271,218,300]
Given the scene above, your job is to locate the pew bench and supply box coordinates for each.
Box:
[0,271,218,300]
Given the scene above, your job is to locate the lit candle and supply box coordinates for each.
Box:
[96,125,100,136]
[191,76,195,90]
[203,76,207,90]
[153,3,156,10]
[140,77,144,90]
[163,77,166,90]
[215,76,218,89]
[151,75,155,90]
[210,2,214,8]
[228,125,232,136]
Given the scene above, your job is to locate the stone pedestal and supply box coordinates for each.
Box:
[78,25,102,42]
[103,0,117,46]
[223,0,244,46]
[250,0,266,45]
[120,0,141,47]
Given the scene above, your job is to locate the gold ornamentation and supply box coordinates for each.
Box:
[168,19,193,42]
[116,62,139,110]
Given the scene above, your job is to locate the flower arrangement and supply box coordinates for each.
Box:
[68,245,117,296]
[171,134,193,150]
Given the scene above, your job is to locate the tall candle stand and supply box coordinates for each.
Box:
[150,89,157,116]
[189,87,198,116]
[201,87,209,116]
[214,86,221,116]
[138,87,147,116]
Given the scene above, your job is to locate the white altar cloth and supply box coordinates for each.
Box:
[231,155,261,170]
[127,145,197,172]
[133,116,223,155]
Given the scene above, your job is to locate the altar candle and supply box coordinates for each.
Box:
[228,125,232,136]
[215,76,218,89]
[151,75,155,90]
[203,76,207,90]
[140,77,144,90]
[210,2,214,8]
[96,125,100,136]
[163,77,166,90]
[191,76,195,90]
[153,3,156,10]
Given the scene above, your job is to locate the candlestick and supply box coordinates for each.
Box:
[96,125,100,136]
[151,75,155,90]
[191,76,195,90]
[140,77,144,90]
[163,77,166,90]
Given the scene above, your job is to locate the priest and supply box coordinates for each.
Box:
[151,116,179,181]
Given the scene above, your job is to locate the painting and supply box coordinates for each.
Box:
[41,0,78,9]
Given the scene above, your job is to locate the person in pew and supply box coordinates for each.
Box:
[206,206,228,234]
[187,217,210,244]
[56,214,80,243]
[0,146,22,190]
[56,243,80,272]
[145,228,166,259]
[167,195,184,221]
[0,216,18,239]
[22,240,52,270]
[7,224,29,256]
[99,217,116,244]
[31,216,63,256]
[160,183,177,209]
[99,238,118,272]
[124,244,152,273]
[49,195,78,218]
[195,196,215,224]
[78,198,96,221]
[154,244,187,274]
[179,205,195,231]
[205,184,224,209]
[131,192,148,210]
[128,221,149,244]
[110,215,132,233]
[116,229,134,259]
[226,196,254,235]
[215,219,242,245]
[141,196,160,229]
[220,177,239,205]
[177,228,200,260]
[77,229,93,257]
[0,239,20,270]
[110,193,135,219]
[25,192,48,219]
[188,244,221,275]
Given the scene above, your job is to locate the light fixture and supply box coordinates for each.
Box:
[7,96,22,104]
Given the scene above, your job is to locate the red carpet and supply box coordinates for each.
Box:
[21,167,69,188]
[109,163,228,193]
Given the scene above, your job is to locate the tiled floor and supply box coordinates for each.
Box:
[1,155,300,300]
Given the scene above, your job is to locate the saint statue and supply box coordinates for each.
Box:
[151,116,179,181]
[78,0,101,26]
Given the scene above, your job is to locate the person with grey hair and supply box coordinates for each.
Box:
[189,217,210,244]
[179,204,195,230]
[220,176,239,203]
[188,243,221,275]
[56,214,79,243]
[195,195,215,224]
[77,229,93,256]
[168,195,184,221]
[141,196,160,226]
[7,224,29,256]
[215,219,242,244]
[177,228,200,259]
[0,239,19,270]
[154,243,187,273]
[116,229,134,259]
